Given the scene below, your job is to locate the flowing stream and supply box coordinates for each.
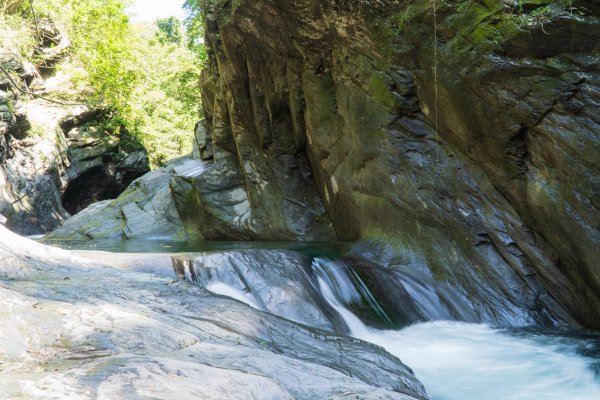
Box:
[47,240,600,399]
[208,256,600,399]
[315,258,600,400]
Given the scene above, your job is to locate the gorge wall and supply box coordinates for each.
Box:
[198,0,600,328]
[0,20,149,235]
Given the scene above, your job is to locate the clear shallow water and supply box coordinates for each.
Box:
[41,239,351,258]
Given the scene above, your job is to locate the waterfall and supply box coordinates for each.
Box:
[186,251,600,399]
[311,257,393,327]
[312,258,600,400]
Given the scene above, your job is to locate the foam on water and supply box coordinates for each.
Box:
[357,322,600,400]
[314,258,600,400]
[205,282,264,311]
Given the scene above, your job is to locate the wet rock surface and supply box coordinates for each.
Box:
[0,226,428,400]
[197,0,600,329]
[172,250,346,331]
[340,250,570,328]
[173,247,572,331]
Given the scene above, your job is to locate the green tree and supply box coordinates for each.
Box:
[156,16,182,45]
[183,0,207,62]
[67,0,137,113]
[128,21,201,166]
[1,0,204,167]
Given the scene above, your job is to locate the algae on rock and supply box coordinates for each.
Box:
[197,0,600,328]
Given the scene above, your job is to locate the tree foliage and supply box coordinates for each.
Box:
[1,0,205,167]
[129,21,201,166]
[69,0,137,113]
[156,16,182,45]
[183,0,207,62]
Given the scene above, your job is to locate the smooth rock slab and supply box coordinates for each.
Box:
[44,158,199,241]
[0,226,428,399]
[172,250,348,332]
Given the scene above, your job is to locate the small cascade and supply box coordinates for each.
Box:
[316,274,371,337]
[389,267,478,322]
[311,257,393,327]
[205,281,264,311]
[171,249,600,399]
[313,258,600,400]
[339,255,478,326]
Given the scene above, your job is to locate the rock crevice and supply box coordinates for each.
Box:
[197,0,600,328]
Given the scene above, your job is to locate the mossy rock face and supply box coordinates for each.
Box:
[44,159,195,241]
[200,0,600,328]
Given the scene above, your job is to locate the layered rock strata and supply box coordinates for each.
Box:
[198,0,600,328]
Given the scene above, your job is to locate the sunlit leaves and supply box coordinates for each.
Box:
[183,0,207,62]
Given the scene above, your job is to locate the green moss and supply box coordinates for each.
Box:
[28,121,46,137]
[308,74,337,114]
[211,0,242,24]
[392,2,419,36]
[368,73,397,112]
[5,97,14,114]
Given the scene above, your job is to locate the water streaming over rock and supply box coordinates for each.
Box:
[311,257,393,327]
[202,255,600,399]
[312,258,600,400]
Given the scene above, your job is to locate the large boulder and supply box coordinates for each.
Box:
[198,0,600,329]
[44,158,195,240]
[48,150,337,241]
[171,152,337,240]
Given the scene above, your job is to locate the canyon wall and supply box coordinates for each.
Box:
[198,0,600,328]
[0,21,149,234]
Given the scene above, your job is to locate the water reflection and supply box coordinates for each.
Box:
[41,239,352,258]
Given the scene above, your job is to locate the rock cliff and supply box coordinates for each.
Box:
[197,0,600,328]
[0,21,149,235]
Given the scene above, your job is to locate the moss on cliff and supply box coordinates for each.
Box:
[198,0,599,328]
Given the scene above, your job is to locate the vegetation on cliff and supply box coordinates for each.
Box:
[0,0,203,166]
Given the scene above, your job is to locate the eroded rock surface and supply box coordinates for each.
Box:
[197,0,600,328]
[0,33,149,235]
[0,226,428,400]
[172,250,346,331]
[44,158,197,240]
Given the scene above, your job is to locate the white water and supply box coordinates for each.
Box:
[315,262,600,400]
[202,259,600,400]
[205,282,264,311]
[368,322,600,400]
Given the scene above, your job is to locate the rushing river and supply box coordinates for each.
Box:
[365,322,600,400]
[209,255,600,399]
[46,240,600,399]
[317,276,600,399]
